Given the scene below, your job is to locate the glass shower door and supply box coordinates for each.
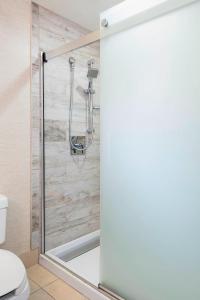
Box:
[100,1,200,299]
[42,38,101,287]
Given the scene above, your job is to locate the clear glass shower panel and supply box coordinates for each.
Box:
[43,43,100,253]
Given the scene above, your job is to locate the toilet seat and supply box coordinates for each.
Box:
[0,250,27,297]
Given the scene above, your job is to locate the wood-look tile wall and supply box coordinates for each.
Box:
[32,3,100,250]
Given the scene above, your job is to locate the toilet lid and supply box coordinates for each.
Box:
[0,250,26,296]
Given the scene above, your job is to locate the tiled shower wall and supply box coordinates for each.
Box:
[32,3,100,250]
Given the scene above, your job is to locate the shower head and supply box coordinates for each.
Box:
[87,68,99,79]
[87,58,99,79]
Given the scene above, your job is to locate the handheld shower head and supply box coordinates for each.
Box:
[87,59,99,79]
[87,68,99,79]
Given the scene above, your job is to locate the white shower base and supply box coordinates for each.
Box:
[46,230,100,287]
[65,246,100,286]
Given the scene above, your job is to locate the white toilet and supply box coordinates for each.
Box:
[0,195,30,299]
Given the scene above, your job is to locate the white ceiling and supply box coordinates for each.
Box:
[34,0,124,30]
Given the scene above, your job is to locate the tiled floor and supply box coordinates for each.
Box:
[28,264,88,300]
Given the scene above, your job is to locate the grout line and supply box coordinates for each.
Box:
[41,278,87,300]
[30,287,56,299]
[28,265,88,299]
[28,276,58,290]
[42,278,58,288]
[28,277,41,287]
[41,287,57,300]
[30,289,40,296]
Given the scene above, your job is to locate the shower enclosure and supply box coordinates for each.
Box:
[37,0,200,299]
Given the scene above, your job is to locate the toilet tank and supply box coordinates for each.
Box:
[0,195,8,244]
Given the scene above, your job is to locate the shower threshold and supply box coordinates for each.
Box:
[46,230,100,286]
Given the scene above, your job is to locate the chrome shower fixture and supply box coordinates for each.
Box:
[69,56,75,69]
[84,59,99,135]
[87,59,99,79]
[68,57,99,155]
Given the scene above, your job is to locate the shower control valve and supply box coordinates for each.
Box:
[84,88,95,95]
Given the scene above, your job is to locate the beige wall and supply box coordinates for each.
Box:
[0,0,31,256]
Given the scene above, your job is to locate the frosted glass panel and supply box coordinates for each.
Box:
[100,2,200,300]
